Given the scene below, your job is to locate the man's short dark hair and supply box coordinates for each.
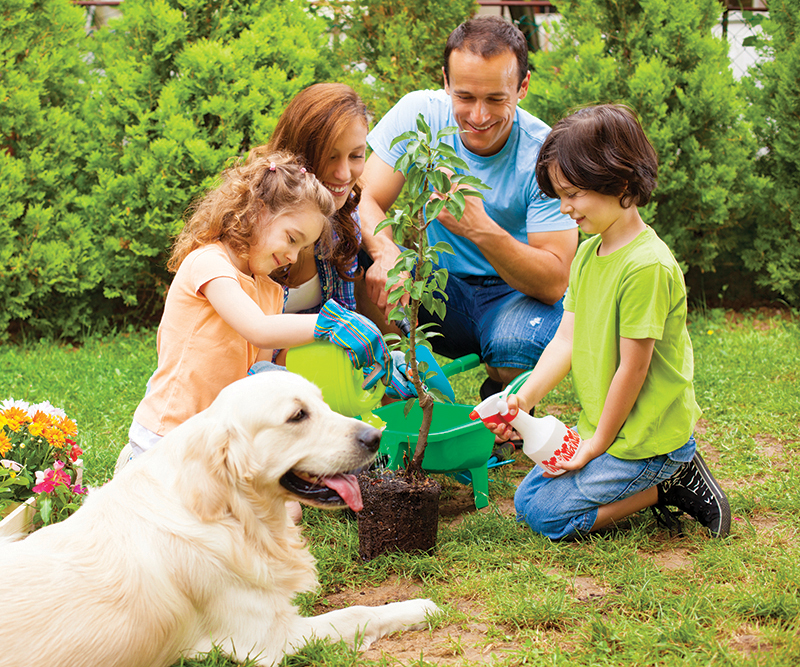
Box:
[536,104,659,208]
[443,16,529,90]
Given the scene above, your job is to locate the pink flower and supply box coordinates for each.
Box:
[33,461,72,494]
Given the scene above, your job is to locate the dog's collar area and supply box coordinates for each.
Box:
[280,470,364,512]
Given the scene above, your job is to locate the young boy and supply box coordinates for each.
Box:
[489,104,730,540]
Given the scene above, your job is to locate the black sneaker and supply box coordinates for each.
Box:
[655,452,731,538]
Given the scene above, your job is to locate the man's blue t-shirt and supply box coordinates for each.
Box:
[367,89,575,278]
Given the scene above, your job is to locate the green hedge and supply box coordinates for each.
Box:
[1,0,798,341]
[523,0,761,282]
[741,0,800,303]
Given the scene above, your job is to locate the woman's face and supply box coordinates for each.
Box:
[315,118,368,210]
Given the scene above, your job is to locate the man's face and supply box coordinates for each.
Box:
[444,48,530,157]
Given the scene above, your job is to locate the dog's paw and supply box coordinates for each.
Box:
[392,598,442,630]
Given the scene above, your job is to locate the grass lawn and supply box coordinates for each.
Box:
[2,308,799,666]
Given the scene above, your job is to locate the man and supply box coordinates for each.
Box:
[359,15,578,396]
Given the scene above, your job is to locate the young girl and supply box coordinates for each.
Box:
[488,105,730,540]
[257,82,368,315]
[126,152,391,459]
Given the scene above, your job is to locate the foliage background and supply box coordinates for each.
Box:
[0,0,797,341]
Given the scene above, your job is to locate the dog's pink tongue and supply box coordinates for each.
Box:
[323,473,363,512]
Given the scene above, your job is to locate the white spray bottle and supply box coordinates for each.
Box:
[470,392,583,476]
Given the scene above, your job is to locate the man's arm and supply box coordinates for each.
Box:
[437,197,578,305]
[359,153,408,315]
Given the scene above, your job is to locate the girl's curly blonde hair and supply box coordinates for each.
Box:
[168,151,335,273]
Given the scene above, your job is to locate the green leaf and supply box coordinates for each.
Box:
[426,197,447,221]
[431,241,455,256]
[436,126,461,139]
[390,130,419,149]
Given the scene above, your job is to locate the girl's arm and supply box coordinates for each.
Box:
[490,312,574,440]
[559,335,654,471]
[201,277,317,350]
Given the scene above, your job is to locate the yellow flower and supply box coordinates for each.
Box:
[0,431,11,457]
[28,421,46,438]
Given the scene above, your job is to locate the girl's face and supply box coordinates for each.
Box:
[548,165,625,236]
[248,204,325,278]
[315,118,367,210]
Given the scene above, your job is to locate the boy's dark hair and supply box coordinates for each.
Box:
[536,104,658,208]
[443,15,529,90]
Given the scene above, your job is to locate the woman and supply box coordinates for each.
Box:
[254,83,368,314]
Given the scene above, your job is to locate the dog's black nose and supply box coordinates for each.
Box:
[359,425,381,453]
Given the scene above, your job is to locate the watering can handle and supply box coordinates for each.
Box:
[441,354,481,378]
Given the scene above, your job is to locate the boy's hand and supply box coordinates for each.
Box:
[483,394,532,440]
[542,436,602,477]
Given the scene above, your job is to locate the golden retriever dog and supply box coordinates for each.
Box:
[0,372,439,667]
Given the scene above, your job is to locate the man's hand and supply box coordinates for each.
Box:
[364,243,409,318]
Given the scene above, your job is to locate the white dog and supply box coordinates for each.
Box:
[0,372,439,667]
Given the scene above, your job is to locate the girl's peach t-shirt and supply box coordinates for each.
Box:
[134,242,284,436]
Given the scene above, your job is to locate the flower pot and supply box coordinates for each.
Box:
[0,497,35,539]
[356,469,441,561]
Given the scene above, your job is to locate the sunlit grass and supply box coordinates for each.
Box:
[1,308,798,666]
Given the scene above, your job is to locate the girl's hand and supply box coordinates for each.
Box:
[542,436,601,478]
[314,300,393,387]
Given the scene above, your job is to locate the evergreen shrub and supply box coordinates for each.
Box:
[523,0,759,280]
[82,0,336,328]
[0,0,95,339]
[741,0,800,304]
[325,0,477,121]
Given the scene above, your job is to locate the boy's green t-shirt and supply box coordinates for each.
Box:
[563,226,701,460]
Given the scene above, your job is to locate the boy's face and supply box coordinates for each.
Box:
[248,205,324,278]
[548,165,626,236]
[444,48,529,157]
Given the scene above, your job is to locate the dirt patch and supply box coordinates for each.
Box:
[730,623,772,658]
[360,600,518,665]
[645,545,695,571]
[314,575,425,612]
[565,574,610,602]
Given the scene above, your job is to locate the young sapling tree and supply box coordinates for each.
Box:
[376,114,489,477]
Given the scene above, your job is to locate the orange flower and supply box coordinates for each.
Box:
[44,426,66,449]
[0,431,11,457]
[2,407,31,432]
[57,416,78,437]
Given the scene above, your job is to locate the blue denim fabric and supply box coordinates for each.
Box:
[418,274,564,369]
[514,436,697,540]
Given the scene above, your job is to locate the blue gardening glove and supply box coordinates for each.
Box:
[314,300,392,388]
[384,350,418,400]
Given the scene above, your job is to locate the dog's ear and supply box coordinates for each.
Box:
[176,418,234,522]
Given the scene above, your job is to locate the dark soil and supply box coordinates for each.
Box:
[356,470,442,561]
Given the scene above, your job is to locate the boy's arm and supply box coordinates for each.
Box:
[489,312,574,441]
[560,336,655,471]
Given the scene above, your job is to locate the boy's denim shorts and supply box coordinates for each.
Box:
[418,274,564,369]
[514,435,697,540]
